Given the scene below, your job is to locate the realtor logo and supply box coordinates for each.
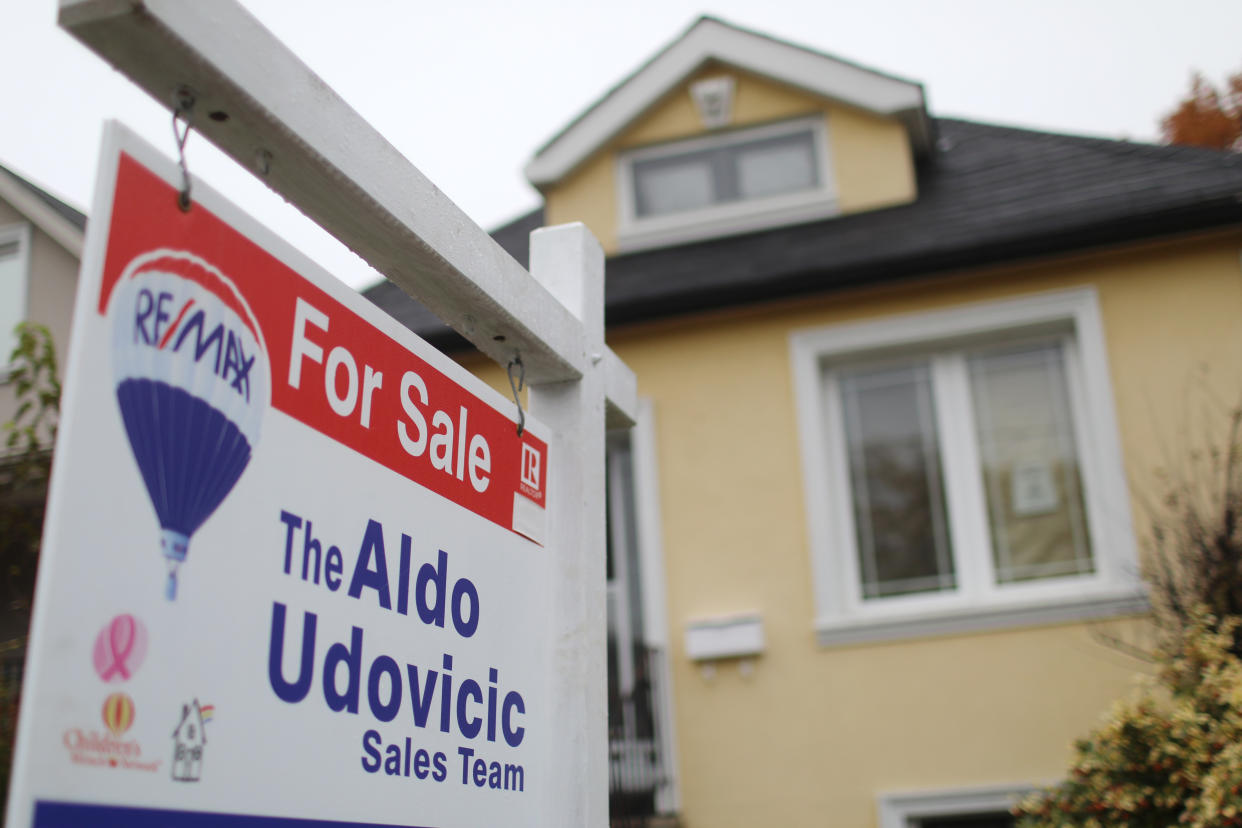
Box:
[520,444,541,492]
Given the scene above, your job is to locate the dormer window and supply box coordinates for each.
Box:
[617,116,838,251]
[0,223,31,368]
[633,128,818,217]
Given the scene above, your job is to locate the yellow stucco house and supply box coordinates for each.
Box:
[366,16,1242,828]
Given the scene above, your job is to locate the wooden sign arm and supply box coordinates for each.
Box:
[60,0,637,432]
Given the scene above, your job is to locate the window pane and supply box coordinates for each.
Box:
[632,154,714,217]
[608,438,645,644]
[0,239,25,361]
[969,342,1093,583]
[922,813,1014,828]
[839,362,955,599]
[735,132,817,199]
[630,127,819,218]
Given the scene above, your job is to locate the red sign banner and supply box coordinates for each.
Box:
[98,154,547,538]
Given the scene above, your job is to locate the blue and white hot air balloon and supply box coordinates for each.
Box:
[107,250,269,600]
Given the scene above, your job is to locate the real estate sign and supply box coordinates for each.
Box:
[7,123,553,828]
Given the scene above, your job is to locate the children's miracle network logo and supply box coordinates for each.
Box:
[60,693,159,773]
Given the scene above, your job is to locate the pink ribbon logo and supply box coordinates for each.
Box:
[92,614,148,683]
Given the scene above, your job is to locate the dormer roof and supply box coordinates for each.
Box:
[0,164,86,258]
[524,16,932,189]
[370,119,1242,348]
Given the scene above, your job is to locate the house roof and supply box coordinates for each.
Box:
[0,163,86,257]
[524,16,932,188]
[365,118,1242,351]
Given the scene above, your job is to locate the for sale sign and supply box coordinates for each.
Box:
[6,123,552,828]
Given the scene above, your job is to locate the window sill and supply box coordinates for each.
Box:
[878,783,1040,828]
[616,193,840,254]
[815,587,1149,648]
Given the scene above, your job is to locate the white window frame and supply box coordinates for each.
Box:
[790,287,1145,646]
[0,222,33,373]
[878,783,1037,828]
[615,115,839,253]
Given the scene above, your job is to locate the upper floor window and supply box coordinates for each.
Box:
[617,117,838,252]
[0,223,32,368]
[632,128,819,218]
[790,288,1145,645]
[840,339,1093,602]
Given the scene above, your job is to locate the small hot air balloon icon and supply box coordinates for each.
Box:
[107,250,269,600]
[101,692,135,737]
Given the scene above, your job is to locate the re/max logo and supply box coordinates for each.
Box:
[132,287,255,402]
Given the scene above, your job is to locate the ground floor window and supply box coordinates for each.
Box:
[791,288,1145,645]
[920,813,1014,828]
[877,784,1031,828]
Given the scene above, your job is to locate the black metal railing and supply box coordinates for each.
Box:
[608,643,675,828]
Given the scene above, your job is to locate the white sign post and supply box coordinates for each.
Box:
[7,2,634,827]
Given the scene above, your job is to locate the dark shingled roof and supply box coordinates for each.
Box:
[365,118,1242,350]
[0,164,87,231]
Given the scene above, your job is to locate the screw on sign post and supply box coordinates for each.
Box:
[2,2,636,828]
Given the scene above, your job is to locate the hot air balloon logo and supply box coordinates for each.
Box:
[101,692,135,736]
[107,250,269,600]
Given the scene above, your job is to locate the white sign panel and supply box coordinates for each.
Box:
[7,123,554,828]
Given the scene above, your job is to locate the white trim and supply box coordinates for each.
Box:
[526,17,928,186]
[633,400,670,648]
[878,782,1038,828]
[0,222,33,371]
[790,288,1143,646]
[819,590,1148,647]
[615,115,838,253]
[629,399,681,814]
[607,444,639,695]
[0,170,84,258]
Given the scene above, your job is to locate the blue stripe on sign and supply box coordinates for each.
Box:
[33,801,438,828]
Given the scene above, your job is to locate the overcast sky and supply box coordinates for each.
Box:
[2,0,1239,291]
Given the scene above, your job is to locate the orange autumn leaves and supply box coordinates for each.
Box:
[1161,69,1242,152]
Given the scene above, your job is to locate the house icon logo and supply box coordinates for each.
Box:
[171,699,213,782]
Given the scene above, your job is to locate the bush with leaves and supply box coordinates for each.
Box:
[1015,384,1242,826]
[1144,401,1242,658]
[0,321,60,808]
[1015,607,1242,827]
[0,322,59,627]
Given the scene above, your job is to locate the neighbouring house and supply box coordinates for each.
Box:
[365,16,1242,828]
[0,164,83,389]
[0,164,83,680]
